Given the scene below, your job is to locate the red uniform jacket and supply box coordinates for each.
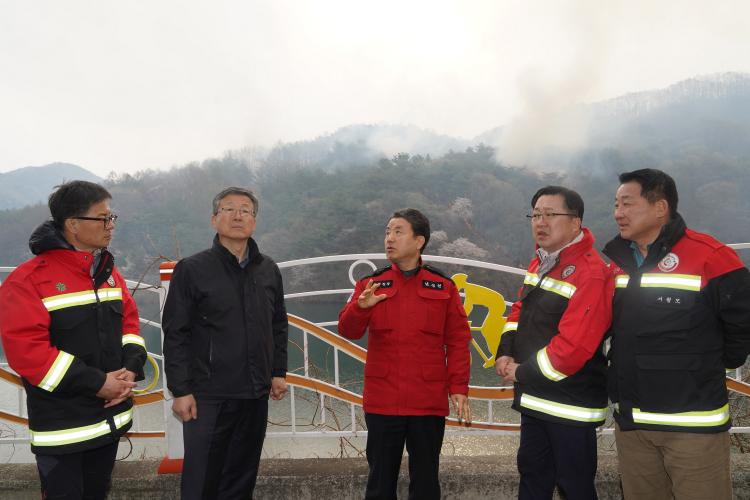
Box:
[338,264,471,416]
[0,222,146,454]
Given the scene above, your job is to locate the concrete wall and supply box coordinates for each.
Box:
[2,454,749,499]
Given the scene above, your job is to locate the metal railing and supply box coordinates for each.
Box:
[2,243,750,454]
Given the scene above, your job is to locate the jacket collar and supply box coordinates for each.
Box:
[603,212,687,273]
[533,227,595,266]
[29,221,116,285]
[210,234,262,267]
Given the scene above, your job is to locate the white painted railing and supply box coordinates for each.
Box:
[2,243,750,454]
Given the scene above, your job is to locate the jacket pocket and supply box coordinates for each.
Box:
[417,287,450,333]
[363,361,391,406]
[635,353,700,411]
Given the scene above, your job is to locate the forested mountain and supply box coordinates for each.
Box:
[1,73,749,288]
[0,163,101,210]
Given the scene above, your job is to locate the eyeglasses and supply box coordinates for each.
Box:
[526,212,578,222]
[218,207,255,218]
[72,214,119,227]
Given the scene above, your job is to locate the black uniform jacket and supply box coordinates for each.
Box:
[604,214,750,433]
[163,235,288,399]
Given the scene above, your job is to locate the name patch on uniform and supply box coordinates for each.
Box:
[561,265,576,279]
[422,280,444,290]
[658,252,679,273]
[374,280,393,289]
[655,295,683,306]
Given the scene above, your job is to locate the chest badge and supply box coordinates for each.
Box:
[561,265,576,279]
[422,280,444,290]
[55,282,66,292]
[658,252,679,273]
[107,276,116,287]
[374,280,393,289]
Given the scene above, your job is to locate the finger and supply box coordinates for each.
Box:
[190,404,198,420]
[374,293,388,303]
[465,403,472,424]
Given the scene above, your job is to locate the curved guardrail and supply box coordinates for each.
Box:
[2,244,750,450]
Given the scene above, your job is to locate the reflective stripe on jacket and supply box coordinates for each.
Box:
[498,228,612,426]
[604,213,750,433]
[0,222,146,454]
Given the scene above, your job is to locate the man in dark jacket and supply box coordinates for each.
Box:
[496,186,611,499]
[604,169,750,500]
[0,180,146,500]
[163,186,288,500]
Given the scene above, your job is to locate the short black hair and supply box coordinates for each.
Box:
[48,180,112,228]
[619,169,678,217]
[530,186,584,220]
[391,208,430,253]
[212,187,259,216]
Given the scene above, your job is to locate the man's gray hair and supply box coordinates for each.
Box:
[212,187,259,216]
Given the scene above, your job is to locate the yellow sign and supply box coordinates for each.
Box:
[452,273,507,368]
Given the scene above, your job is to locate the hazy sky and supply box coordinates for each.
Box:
[1,0,749,176]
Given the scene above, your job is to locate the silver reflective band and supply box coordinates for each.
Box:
[524,273,576,299]
[38,351,75,392]
[122,333,146,348]
[43,288,122,312]
[30,407,134,446]
[537,348,566,381]
[632,404,729,427]
[640,273,701,292]
[502,322,518,334]
[520,394,606,422]
[615,275,629,288]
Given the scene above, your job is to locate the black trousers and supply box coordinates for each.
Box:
[36,440,119,500]
[181,398,268,500]
[364,413,446,500]
[517,414,598,500]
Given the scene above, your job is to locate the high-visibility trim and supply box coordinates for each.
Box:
[536,348,566,381]
[122,334,146,349]
[30,407,134,447]
[640,273,701,292]
[615,275,629,288]
[38,351,75,392]
[43,288,122,312]
[524,273,576,299]
[520,394,606,423]
[502,322,518,334]
[632,404,730,427]
[524,272,541,287]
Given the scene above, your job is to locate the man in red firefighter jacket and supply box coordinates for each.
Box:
[0,181,146,500]
[496,186,612,499]
[604,169,750,500]
[338,208,471,500]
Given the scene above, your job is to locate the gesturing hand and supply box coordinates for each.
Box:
[357,280,388,309]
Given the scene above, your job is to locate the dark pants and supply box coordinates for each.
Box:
[364,413,446,500]
[517,414,598,500]
[36,440,119,500]
[181,398,269,500]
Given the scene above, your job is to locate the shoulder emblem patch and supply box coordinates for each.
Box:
[107,276,116,287]
[422,279,444,290]
[658,252,679,273]
[55,282,66,292]
[561,265,576,279]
